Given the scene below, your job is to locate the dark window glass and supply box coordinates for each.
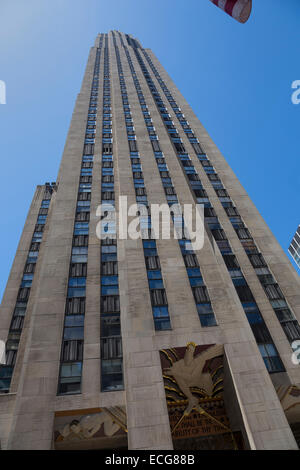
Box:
[235,285,254,302]
[61,340,83,361]
[65,297,85,315]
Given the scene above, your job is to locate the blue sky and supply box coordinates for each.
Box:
[0,0,299,300]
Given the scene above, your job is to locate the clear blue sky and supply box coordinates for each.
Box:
[0,0,299,300]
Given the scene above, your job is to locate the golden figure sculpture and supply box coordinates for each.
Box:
[163,342,235,442]
[59,410,121,441]
[164,343,224,415]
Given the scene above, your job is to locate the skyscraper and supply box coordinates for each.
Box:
[288,225,300,269]
[0,31,300,450]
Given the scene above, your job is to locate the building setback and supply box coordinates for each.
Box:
[0,31,300,450]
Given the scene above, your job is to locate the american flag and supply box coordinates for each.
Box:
[209,0,252,23]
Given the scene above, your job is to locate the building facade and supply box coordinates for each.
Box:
[0,31,300,450]
[289,225,300,269]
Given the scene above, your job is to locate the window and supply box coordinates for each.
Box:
[149,279,164,289]
[101,316,121,337]
[196,303,217,327]
[145,256,160,270]
[17,287,30,302]
[65,297,85,315]
[101,261,118,275]
[101,245,117,255]
[0,366,13,391]
[223,255,240,270]
[82,161,93,169]
[235,285,254,302]
[83,143,94,155]
[61,340,83,362]
[193,286,210,303]
[192,143,204,154]
[32,232,43,242]
[194,189,207,198]
[68,277,86,287]
[103,143,113,154]
[24,263,35,274]
[102,161,113,169]
[151,140,161,152]
[258,344,284,373]
[102,167,114,176]
[248,253,266,268]
[183,254,199,268]
[264,284,284,301]
[153,306,171,330]
[143,244,157,256]
[274,308,294,322]
[80,175,92,184]
[150,289,167,306]
[58,362,82,395]
[63,326,84,341]
[215,189,228,198]
[211,229,227,241]
[65,315,84,328]
[78,192,91,201]
[21,275,33,285]
[102,174,114,183]
[257,274,275,285]
[101,359,123,391]
[72,246,88,256]
[188,174,200,182]
[70,263,87,277]
[173,142,185,153]
[242,241,258,254]
[281,321,300,342]
[74,222,89,236]
[164,187,176,196]
[73,235,89,247]
[101,337,122,359]
[225,206,239,216]
[37,215,46,224]
[30,242,40,252]
[41,200,50,208]
[187,272,204,287]
[39,208,48,216]
[10,315,24,331]
[101,276,119,296]
[236,228,252,240]
[6,335,19,366]
[146,271,162,283]
[35,224,44,233]
[75,212,90,222]
[80,168,93,176]
[67,277,86,297]
[101,296,120,313]
[129,140,138,152]
[135,187,146,197]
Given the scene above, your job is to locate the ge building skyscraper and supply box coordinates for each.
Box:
[0,31,299,450]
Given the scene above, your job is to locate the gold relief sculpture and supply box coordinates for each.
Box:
[160,343,238,449]
[164,343,224,414]
[54,406,127,443]
[277,385,300,424]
